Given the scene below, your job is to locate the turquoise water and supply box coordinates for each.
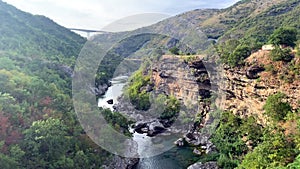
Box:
[134,146,197,169]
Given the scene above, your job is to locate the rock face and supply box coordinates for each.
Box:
[115,55,214,134]
[187,162,219,169]
[223,51,300,124]
[152,55,211,113]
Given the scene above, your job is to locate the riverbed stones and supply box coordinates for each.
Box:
[187,162,219,169]
[134,120,166,137]
[174,138,185,146]
[107,99,113,104]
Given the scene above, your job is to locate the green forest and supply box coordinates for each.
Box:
[0,1,118,168]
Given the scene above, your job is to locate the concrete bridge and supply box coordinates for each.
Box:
[68,28,110,38]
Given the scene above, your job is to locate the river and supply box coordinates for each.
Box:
[98,76,197,169]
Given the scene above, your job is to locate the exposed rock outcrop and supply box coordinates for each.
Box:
[151,55,211,112]
[223,50,300,124]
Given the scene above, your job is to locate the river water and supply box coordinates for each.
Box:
[98,76,197,169]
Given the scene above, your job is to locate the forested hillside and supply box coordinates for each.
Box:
[0,1,118,168]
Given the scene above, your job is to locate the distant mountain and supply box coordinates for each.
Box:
[0,0,86,58]
[91,0,300,89]
[92,0,300,48]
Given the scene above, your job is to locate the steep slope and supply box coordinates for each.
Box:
[220,0,300,43]
[0,0,86,58]
[200,0,288,39]
[223,50,300,124]
[0,2,118,169]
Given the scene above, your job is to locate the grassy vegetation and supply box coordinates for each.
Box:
[125,68,151,111]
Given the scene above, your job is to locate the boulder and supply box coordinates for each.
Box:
[246,65,265,79]
[174,138,185,146]
[147,120,166,136]
[159,71,170,78]
[102,156,139,169]
[107,99,113,104]
[193,148,202,155]
[187,162,218,169]
[134,122,148,134]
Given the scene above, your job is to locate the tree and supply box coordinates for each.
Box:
[238,132,295,169]
[22,118,70,168]
[270,46,293,62]
[73,151,89,169]
[160,96,180,120]
[218,39,240,64]
[217,40,251,67]
[227,44,251,67]
[263,92,292,122]
[269,27,297,47]
[0,142,20,169]
[169,46,180,55]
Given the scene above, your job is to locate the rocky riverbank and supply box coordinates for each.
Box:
[113,55,220,168]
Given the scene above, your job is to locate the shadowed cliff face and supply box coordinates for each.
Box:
[151,55,212,125]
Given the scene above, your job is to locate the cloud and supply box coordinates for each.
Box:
[3,0,240,30]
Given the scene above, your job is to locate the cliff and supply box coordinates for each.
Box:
[223,50,300,124]
[152,52,300,126]
[151,55,209,109]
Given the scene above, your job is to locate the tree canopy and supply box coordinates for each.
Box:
[269,27,298,47]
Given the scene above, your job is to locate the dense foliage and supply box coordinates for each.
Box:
[217,40,251,67]
[270,46,293,62]
[217,0,300,67]
[263,92,292,122]
[211,112,263,169]
[125,68,151,111]
[269,27,298,47]
[100,108,133,136]
[0,1,116,168]
[210,93,300,169]
[1,0,300,168]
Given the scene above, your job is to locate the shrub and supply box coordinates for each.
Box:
[228,45,251,67]
[169,46,180,55]
[125,69,151,111]
[268,27,297,47]
[270,46,293,62]
[263,92,292,122]
[160,95,180,121]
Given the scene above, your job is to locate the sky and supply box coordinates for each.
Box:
[3,0,240,31]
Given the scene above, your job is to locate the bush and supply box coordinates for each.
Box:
[263,92,292,122]
[265,64,276,74]
[268,27,297,47]
[227,44,251,67]
[169,46,180,55]
[239,132,296,169]
[270,46,293,62]
[217,154,239,169]
[160,96,180,120]
[125,69,151,111]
